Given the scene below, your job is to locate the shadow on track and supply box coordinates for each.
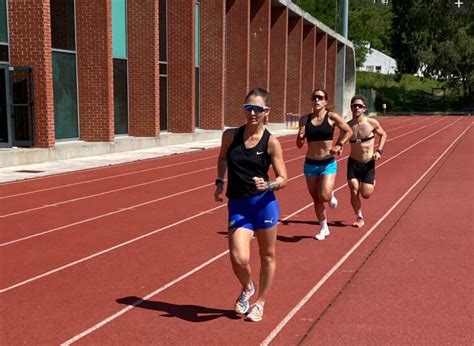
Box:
[117,296,240,322]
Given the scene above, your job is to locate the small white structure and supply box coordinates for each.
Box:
[359,47,397,75]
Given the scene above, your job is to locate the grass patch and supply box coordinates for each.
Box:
[356,71,471,112]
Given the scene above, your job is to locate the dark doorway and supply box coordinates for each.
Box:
[0,65,11,147]
[11,67,35,146]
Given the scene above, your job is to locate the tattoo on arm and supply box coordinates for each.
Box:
[265,180,280,191]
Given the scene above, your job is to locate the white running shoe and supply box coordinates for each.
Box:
[245,303,264,322]
[235,281,255,314]
[315,228,330,240]
[329,193,338,209]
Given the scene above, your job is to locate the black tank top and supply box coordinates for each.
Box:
[305,111,334,141]
[226,126,272,199]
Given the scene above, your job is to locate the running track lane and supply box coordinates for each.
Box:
[0,117,443,287]
[0,117,470,344]
[297,122,473,345]
[58,117,470,345]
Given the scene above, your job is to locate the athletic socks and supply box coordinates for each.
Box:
[353,212,365,228]
[329,193,338,209]
[315,220,330,240]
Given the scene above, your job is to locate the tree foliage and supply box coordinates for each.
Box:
[390,0,423,74]
[415,1,473,97]
[295,0,392,67]
[296,0,473,99]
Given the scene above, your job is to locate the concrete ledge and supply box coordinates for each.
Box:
[0,130,223,168]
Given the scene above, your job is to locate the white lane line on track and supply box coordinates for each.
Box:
[0,117,446,246]
[0,167,214,218]
[59,250,230,345]
[59,118,466,345]
[58,189,323,345]
[0,156,216,199]
[0,117,420,199]
[0,204,227,294]
[261,121,470,345]
[2,118,459,295]
[0,117,435,219]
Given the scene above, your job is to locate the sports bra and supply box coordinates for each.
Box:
[305,111,334,142]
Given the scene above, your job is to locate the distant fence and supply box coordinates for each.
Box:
[286,113,300,129]
[357,88,376,113]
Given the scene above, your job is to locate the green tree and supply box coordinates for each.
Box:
[349,0,392,67]
[295,0,392,67]
[416,0,473,97]
[294,0,338,30]
[390,0,424,74]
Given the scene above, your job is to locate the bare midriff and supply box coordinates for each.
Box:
[306,140,333,160]
[350,139,375,163]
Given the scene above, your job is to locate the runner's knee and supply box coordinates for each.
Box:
[230,252,250,269]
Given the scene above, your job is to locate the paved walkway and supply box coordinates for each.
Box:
[0,129,297,184]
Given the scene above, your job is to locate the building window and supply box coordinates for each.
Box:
[0,45,7,62]
[375,66,382,73]
[1,0,8,44]
[112,0,128,135]
[159,0,168,131]
[52,52,78,140]
[51,0,79,140]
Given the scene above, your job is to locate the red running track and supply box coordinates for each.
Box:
[0,116,472,345]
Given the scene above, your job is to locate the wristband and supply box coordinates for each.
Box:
[376,149,383,155]
[215,178,224,186]
[336,142,344,146]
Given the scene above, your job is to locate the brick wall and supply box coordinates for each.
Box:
[301,24,315,115]
[200,0,225,130]
[286,17,302,115]
[128,0,160,137]
[168,0,194,133]
[326,37,337,108]
[314,32,327,90]
[8,0,55,148]
[249,0,270,91]
[225,0,249,127]
[269,6,288,123]
[76,0,114,142]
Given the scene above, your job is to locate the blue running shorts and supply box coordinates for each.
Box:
[303,156,337,177]
[227,191,280,231]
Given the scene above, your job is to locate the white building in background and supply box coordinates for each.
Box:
[359,47,397,75]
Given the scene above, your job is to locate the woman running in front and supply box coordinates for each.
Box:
[296,88,352,240]
[214,88,287,322]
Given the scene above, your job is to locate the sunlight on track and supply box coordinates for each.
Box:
[261,121,470,345]
[9,119,467,344]
[0,117,443,246]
